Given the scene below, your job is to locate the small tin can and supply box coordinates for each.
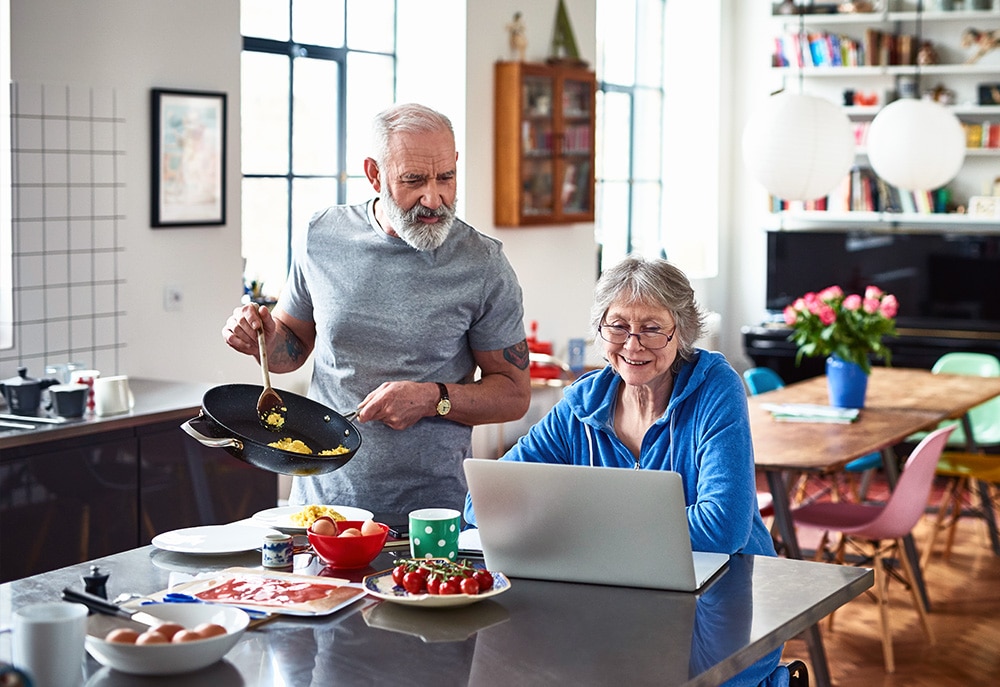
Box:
[262,532,293,568]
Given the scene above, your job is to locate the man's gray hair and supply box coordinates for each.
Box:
[372,103,454,166]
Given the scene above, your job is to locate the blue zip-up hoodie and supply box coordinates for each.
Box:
[464,350,789,687]
[465,349,776,557]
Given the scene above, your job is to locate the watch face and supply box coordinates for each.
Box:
[437,398,452,416]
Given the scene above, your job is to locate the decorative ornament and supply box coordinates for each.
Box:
[506,12,527,62]
[742,91,855,202]
[961,27,1000,65]
[548,0,587,67]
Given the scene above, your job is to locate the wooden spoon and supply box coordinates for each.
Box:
[255,307,286,431]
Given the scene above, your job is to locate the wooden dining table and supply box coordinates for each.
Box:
[749,366,1000,613]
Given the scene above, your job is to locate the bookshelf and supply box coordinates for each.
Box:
[768,4,1000,229]
[494,61,596,226]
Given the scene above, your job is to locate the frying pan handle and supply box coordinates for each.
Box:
[180,415,244,450]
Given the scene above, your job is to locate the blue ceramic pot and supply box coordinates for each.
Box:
[826,355,868,409]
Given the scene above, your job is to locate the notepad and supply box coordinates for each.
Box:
[762,403,859,424]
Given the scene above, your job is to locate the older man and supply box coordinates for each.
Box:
[223,103,531,515]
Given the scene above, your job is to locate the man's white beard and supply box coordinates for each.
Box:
[380,187,456,252]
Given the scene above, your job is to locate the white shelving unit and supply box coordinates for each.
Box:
[769,4,1000,230]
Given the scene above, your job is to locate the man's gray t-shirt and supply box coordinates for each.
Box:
[278,200,525,514]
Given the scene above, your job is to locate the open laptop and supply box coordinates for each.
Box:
[463,459,729,592]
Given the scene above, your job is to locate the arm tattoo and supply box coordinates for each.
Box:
[269,327,305,367]
[505,340,530,370]
[283,330,305,362]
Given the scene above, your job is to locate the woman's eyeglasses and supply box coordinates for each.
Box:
[598,324,675,350]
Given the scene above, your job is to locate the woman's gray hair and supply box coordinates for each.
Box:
[371,103,454,167]
[589,255,706,366]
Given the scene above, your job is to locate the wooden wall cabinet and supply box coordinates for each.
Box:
[494,61,596,226]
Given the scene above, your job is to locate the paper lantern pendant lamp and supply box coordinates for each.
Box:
[865,98,966,192]
[742,91,855,202]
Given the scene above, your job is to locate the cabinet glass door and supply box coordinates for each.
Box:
[560,78,593,215]
[522,76,555,216]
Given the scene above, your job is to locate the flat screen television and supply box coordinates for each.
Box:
[766,230,1000,333]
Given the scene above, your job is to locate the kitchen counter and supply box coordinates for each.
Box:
[0,544,872,686]
[0,377,215,450]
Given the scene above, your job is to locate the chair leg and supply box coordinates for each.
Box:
[943,481,966,561]
[896,538,934,644]
[922,477,960,570]
[873,546,895,673]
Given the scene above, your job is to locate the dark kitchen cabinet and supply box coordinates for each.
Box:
[0,379,277,582]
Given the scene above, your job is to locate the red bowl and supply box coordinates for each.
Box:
[307,519,388,569]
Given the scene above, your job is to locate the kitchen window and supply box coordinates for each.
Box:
[240,0,397,302]
[596,0,720,279]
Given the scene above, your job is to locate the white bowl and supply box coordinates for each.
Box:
[85,604,249,676]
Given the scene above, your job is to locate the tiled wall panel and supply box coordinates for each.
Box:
[1,83,126,381]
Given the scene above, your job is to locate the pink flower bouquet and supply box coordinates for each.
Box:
[783,285,899,374]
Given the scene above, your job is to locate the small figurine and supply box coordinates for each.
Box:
[917,40,938,66]
[962,27,1000,65]
[506,12,527,62]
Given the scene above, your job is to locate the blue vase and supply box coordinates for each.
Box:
[826,355,868,409]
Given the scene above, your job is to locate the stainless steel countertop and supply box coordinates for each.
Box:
[0,545,872,686]
[0,378,215,451]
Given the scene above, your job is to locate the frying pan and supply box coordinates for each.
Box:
[181,384,361,476]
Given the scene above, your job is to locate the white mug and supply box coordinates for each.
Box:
[5,602,88,687]
[93,375,135,416]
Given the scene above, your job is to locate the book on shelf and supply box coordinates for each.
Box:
[771,166,956,217]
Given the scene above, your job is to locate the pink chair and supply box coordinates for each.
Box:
[789,425,955,674]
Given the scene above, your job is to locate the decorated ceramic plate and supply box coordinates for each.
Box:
[362,568,511,608]
[251,505,374,533]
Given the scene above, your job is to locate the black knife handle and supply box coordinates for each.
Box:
[62,586,128,617]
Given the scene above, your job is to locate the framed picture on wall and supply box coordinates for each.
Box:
[151,88,227,227]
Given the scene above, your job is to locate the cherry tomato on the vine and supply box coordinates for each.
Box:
[460,577,480,595]
[402,571,425,594]
[439,579,461,594]
[473,569,493,591]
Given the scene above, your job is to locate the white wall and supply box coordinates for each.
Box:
[462,1,600,365]
[10,0,252,386]
[9,0,769,388]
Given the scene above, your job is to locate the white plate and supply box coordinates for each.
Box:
[363,568,511,608]
[251,504,375,533]
[151,523,280,555]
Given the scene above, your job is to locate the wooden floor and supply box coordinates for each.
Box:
[777,477,1000,686]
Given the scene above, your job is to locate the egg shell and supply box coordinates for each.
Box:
[194,623,227,638]
[135,631,169,645]
[171,629,203,643]
[151,622,185,641]
[105,628,140,644]
[360,519,382,536]
[311,516,338,536]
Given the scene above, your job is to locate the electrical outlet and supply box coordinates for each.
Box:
[164,285,183,311]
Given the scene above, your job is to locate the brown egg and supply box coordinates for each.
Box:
[104,628,140,644]
[340,528,362,537]
[360,519,382,536]
[194,622,227,638]
[171,629,203,643]
[151,622,185,641]
[311,517,337,536]
[135,630,169,645]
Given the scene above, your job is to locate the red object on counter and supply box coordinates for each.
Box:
[527,321,562,380]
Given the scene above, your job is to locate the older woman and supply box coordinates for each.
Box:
[465,255,775,558]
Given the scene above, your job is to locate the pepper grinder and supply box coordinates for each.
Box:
[83,564,110,599]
